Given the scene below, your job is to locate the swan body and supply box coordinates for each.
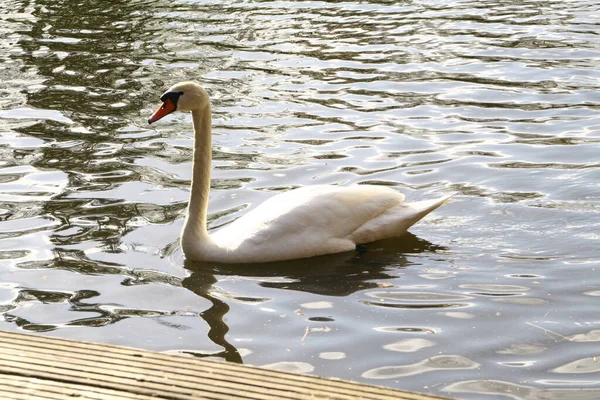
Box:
[149,82,450,263]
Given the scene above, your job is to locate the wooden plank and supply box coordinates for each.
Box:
[0,375,153,400]
[0,330,452,400]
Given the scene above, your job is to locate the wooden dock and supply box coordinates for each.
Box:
[0,330,452,400]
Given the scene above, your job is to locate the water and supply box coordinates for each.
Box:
[1,0,599,398]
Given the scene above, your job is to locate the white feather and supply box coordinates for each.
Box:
[152,82,451,263]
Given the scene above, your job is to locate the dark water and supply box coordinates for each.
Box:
[1,1,599,398]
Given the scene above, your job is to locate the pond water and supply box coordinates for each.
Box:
[1,0,599,398]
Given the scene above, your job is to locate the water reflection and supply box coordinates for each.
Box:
[1,0,600,399]
[445,380,600,400]
[185,233,444,296]
[362,355,479,379]
[18,0,156,125]
[8,0,177,260]
[182,270,242,363]
[182,233,442,362]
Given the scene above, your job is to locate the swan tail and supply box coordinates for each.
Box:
[405,193,453,219]
[350,193,453,244]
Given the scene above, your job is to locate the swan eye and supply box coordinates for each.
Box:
[160,90,184,106]
[149,91,183,124]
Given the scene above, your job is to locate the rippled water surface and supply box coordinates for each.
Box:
[1,1,599,398]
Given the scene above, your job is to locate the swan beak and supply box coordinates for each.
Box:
[148,99,176,124]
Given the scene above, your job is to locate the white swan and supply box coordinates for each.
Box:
[148,81,450,263]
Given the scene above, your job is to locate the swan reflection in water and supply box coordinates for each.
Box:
[181,233,447,363]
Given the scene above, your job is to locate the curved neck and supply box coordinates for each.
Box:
[184,105,212,238]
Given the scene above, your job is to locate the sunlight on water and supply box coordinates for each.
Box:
[0,0,599,398]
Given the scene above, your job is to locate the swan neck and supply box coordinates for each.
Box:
[185,105,212,236]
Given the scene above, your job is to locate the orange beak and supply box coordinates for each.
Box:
[148,98,177,124]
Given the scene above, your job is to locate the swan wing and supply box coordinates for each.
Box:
[349,195,451,244]
[211,185,406,260]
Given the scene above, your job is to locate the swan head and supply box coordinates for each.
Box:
[148,81,209,124]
